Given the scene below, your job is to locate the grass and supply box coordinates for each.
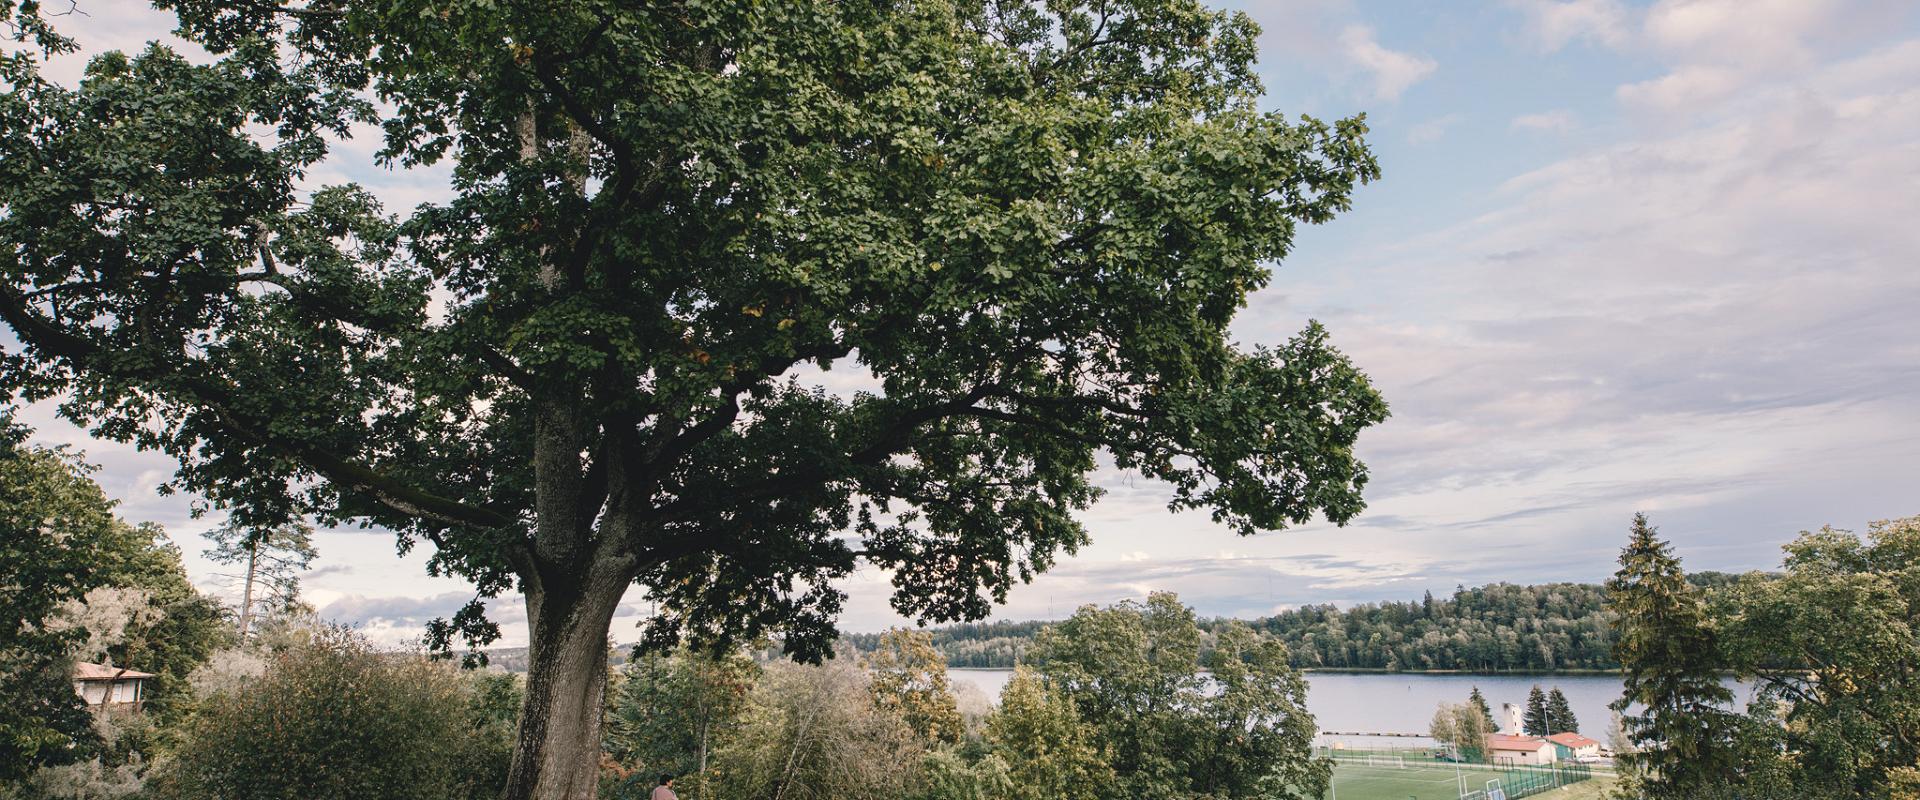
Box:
[1325,762,1618,800]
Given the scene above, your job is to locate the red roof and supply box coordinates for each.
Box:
[1547,732,1600,749]
[73,662,154,681]
[1485,734,1551,752]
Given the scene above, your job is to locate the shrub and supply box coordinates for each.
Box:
[152,628,512,800]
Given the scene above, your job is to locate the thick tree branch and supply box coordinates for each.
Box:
[0,286,514,530]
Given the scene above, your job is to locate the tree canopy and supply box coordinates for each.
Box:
[0,427,123,779]
[1711,517,1920,796]
[1029,593,1329,800]
[1,1,1385,795]
[0,422,226,779]
[0,0,1382,650]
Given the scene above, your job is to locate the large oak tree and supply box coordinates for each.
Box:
[0,1,1387,797]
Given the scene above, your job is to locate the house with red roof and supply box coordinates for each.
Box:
[1485,733,1556,765]
[1547,732,1601,761]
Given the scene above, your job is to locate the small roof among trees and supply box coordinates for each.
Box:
[72,662,154,681]
[1485,734,1551,752]
[1547,732,1599,748]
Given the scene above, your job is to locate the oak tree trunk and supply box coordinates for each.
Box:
[502,568,629,800]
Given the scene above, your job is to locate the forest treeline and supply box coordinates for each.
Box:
[847,574,1744,672]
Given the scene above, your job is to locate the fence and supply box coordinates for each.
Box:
[1459,763,1593,800]
[1319,745,1596,799]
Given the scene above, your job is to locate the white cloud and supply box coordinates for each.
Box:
[1509,0,1633,52]
[1505,0,1905,120]
[1643,0,1841,69]
[1511,109,1578,132]
[1407,113,1465,144]
[1620,0,1907,118]
[1615,65,1745,112]
[1338,25,1437,101]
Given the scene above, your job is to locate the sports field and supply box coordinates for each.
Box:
[1325,762,1617,800]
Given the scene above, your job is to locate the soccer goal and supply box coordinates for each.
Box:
[1363,754,1406,768]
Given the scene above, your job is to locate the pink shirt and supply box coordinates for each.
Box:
[651,787,677,800]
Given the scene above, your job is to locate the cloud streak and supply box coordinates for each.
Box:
[1338,25,1438,101]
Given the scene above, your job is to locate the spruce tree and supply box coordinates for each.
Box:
[202,519,317,639]
[1523,685,1549,736]
[1546,688,1578,735]
[1469,686,1497,732]
[1606,513,1736,792]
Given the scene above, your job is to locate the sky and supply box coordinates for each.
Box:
[10,0,1920,648]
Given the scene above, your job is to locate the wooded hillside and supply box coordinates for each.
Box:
[844,575,1745,672]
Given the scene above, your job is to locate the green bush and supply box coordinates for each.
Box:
[152,629,514,800]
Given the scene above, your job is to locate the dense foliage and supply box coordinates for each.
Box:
[866,629,966,745]
[0,434,126,778]
[1708,517,1920,798]
[0,1,1388,793]
[1428,700,1491,762]
[153,628,516,800]
[702,660,928,800]
[0,428,225,782]
[596,594,1322,800]
[603,647,758,788]
[984,667,1109,800]
[1030,593,1328,800]
[1607,514,1920,800]
[844,621,1052,669]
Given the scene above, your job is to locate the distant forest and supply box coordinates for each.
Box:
[478,575,1745,673]
[842,574,1744,672]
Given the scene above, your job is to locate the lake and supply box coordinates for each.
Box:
[949,669,1753,746]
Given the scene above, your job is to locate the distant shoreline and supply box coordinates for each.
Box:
[1299,667,1623,676]
[947,666,1626,677]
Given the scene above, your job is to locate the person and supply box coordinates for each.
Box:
[651,774,677,800]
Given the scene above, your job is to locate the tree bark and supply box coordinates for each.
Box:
[238,540,259,640]
[502,564,629,800]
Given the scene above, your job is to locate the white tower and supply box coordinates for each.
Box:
[1501,702,1524,733]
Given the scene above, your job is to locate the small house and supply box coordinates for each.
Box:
[1485,733,1556,766]
[1547,732,1601,761]
[73,662,153,710]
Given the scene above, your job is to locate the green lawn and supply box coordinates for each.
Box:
[1325,762,1618,800]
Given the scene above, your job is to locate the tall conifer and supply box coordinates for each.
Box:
[1546,688,1578,735]
[1469,686,1497,732]
[1606,513,1735,792]
[1523,685,1549,736]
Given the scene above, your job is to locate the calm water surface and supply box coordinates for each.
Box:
[949,669,1752,745]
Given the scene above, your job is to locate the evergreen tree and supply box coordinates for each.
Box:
[604,648,758,785]
[1546,688,1578,735]
[1523,685,1549,736]
[1607,513,1736,793]
[202,519,317,639]
[1469,686,1497,732]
